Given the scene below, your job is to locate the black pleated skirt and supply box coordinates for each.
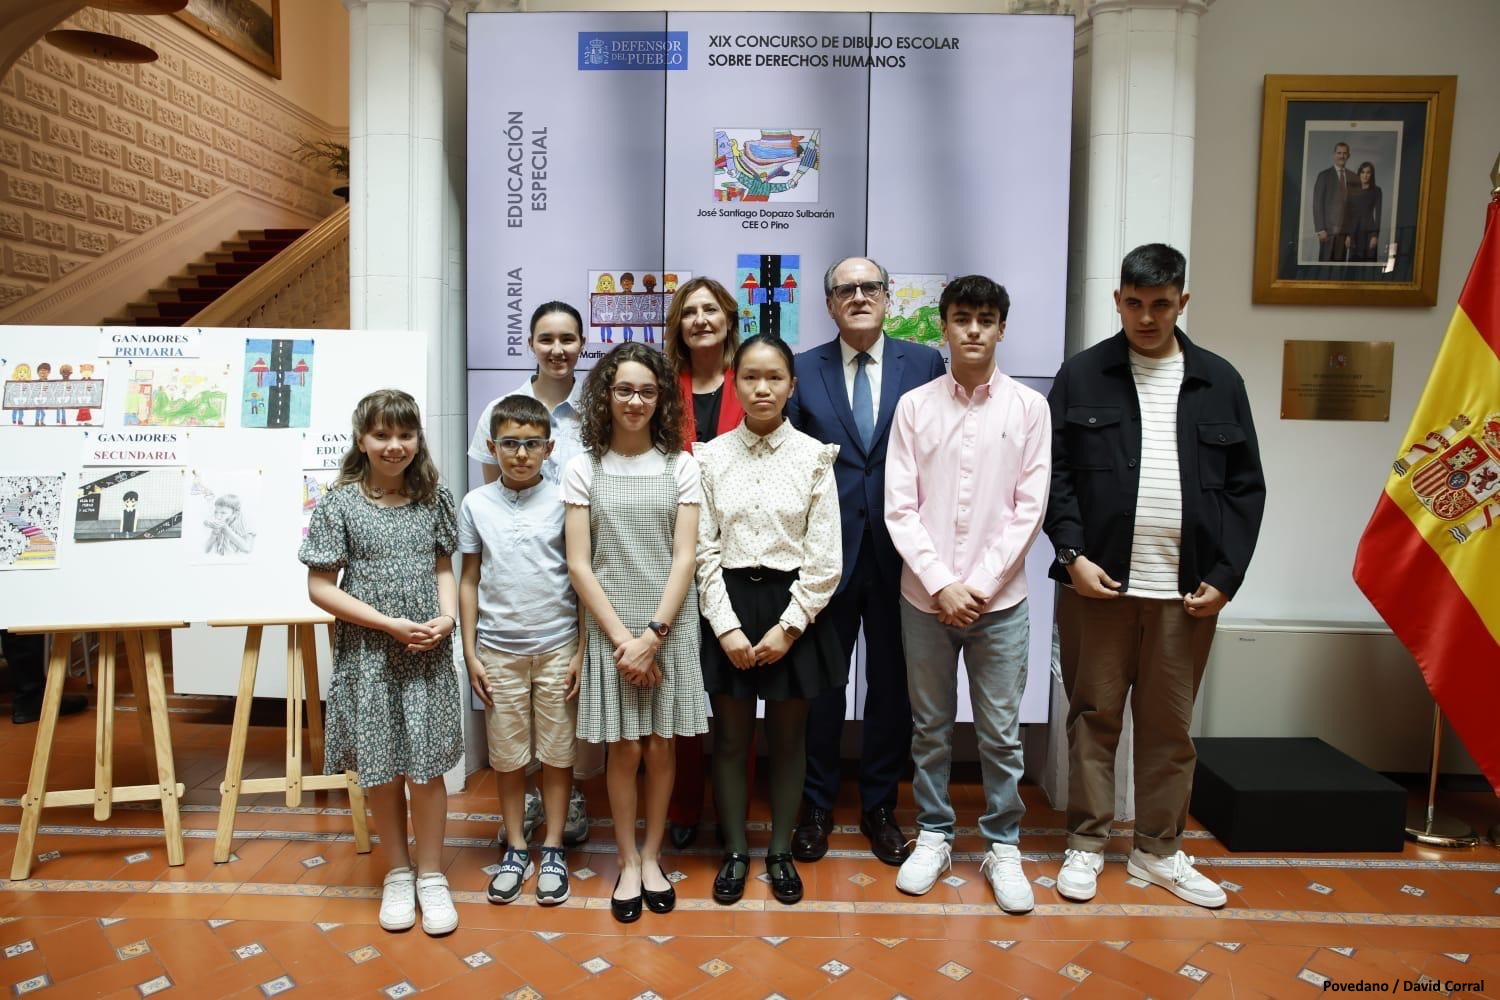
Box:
[700,567,846,701]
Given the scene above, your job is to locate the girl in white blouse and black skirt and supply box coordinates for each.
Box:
[694,334,844,906]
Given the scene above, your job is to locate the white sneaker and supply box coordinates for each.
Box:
[894,830,951,895]
[378,867,416,931]
[1126,849,1227,909]
[980,844,1034,914]
[1056,848,1105,902]
[415,871,459,935]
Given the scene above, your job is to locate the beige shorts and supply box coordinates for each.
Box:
[479,640,579,773]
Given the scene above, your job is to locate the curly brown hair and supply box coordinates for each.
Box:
[663,276,740,375]
[579,343,685,457]
[334,389,442,504]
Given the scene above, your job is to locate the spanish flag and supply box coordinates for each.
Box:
[1354,195,1500,795]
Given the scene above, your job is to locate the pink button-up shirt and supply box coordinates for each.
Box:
[884,366,1051,615]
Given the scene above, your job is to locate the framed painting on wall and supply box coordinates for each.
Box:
[176,0,281,80]
[1252,75,1456,306]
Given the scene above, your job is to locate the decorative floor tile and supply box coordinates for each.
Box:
[1443,953,1470,963]
[820,960,850,977]
[1215,941,1242,952]
[503,988,542,1000]
[314,922,340,932]
[36,851,60,863]
[647,936,673,945]
[348,945,380,964]
[874,938,905,949]
[301,856,327,869]
[1308,882,1334,895]
[13,974,50,995]
[572,867,595,881]
[764,994,789,1000]
[1218,880,1243,892]
[124,851,151,864]
[755,872,771,884]
[534,931,563,942]
[1328,946,1356,957]
[139,975,173,996]
[3,942,33,959]
[699,958,732,978]
[117,940,152,960]
[100,917,127,927]
[936,961,971,982]
[1032,875,1057,889]
[1060,963,1091,983]
[209,919,235,929]
[762,937,788,947]
[481,864,501,876]
[1124,877,1150,888]
[989,940,1017,950]
[260,976,295,997]
[235,943,266,960]
[941,875,967,888]
[382,982,418,998]
[1178,963,1209,982]
[1102,940,1129,950]
[1297,969,1329,988]
[630,992,663,1000]
[666,870,687,883]
[847,872,876,887]
[581,957,611,975]
[1400,884,1425,897]
[464,951,493,969]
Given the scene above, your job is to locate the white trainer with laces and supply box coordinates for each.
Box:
[980,843,1034,914]
[1126,848,1227,908]
[378,867,416,931]
[894,830,951,896]
[1056,848,1105,902]
[415,871,459,935]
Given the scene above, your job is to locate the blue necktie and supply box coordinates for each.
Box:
[853,351,874,450]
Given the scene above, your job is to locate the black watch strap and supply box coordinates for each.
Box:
[647,620,670,639]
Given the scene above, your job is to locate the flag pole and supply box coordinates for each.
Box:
[1404,704,1478,847]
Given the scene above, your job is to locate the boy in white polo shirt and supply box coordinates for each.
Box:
[459,394,583,906]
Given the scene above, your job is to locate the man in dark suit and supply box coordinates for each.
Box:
[785,256,947,866]
[1312,141,1358,262]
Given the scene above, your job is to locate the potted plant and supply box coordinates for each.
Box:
[294,137,350,201]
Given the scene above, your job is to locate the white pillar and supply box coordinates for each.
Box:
[1041,0,1210,823]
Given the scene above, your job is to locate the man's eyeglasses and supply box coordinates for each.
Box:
[610,384,659,403]
[495,437,549,455]
[830,280,887,302]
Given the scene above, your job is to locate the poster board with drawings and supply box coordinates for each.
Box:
[0,327,427,698]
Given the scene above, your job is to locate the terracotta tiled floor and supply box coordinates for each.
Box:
[1,690,1498,999]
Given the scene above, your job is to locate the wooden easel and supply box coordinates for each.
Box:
[209,617,370,863]
[10,621,188,881]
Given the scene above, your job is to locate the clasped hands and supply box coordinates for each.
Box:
[933,582,988,626]
[386,614,455,653]
[1065,555,1228,615]
[717,625,792,670]
[615,631,663,688]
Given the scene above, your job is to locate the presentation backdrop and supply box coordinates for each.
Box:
[0,327,428,698]
[467,11,1073,723]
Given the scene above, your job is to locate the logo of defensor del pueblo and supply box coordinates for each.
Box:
[578,31,688,71]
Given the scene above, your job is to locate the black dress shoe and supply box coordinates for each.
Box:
[791,805,833,862]
[860,807,910,867]
[610,874,642,923]
[668,822,698,851]
[712,852,750,905]
[765,852,803,905]
[641,863,676,914]
[11,692,87,725]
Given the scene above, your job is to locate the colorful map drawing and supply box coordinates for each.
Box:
[714,128,820,203]
[121,362,232,427]
[3,361,105,427]
[185,469,261,564]
[735,254,802,346]
[74,467,184,542]
[0,474,64,570]
[587,270,691,345]
[300,469,337,539]
[242,338,313,428]
[885,273,948,346]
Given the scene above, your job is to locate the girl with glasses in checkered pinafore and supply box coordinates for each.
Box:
[562,343,709,924]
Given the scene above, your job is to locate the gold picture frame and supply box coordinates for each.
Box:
[1253,75,1455,306]
[175,0,281,80]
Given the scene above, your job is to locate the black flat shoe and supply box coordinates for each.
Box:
[765,852,803,905]
[668,822,698,851]
[610,874,642,924]
[11,692,87,725]
[641,863,676,914]
[712,852,750,905]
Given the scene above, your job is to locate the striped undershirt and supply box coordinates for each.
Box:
[1125,349,1185,598]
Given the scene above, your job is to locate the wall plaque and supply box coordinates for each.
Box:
[1281,340,1394,420]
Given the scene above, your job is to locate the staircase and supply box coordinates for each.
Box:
[106,228,309,327]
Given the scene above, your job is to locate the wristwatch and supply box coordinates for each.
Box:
[778,620,803,640]
[1056,547,1083,567]
[646,620,670,639]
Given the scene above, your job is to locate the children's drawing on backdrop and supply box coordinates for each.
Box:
[3,360,106,427]
[242,338,313,428]
[587,270,691,344]
[735,254,801,346]
[0,474,64,570]
[121,362,233,427]
[184,469,260,564]
[714,128,820,203]
[884,274,948,347]
[74,468,184,541]
[300,469,337,539]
